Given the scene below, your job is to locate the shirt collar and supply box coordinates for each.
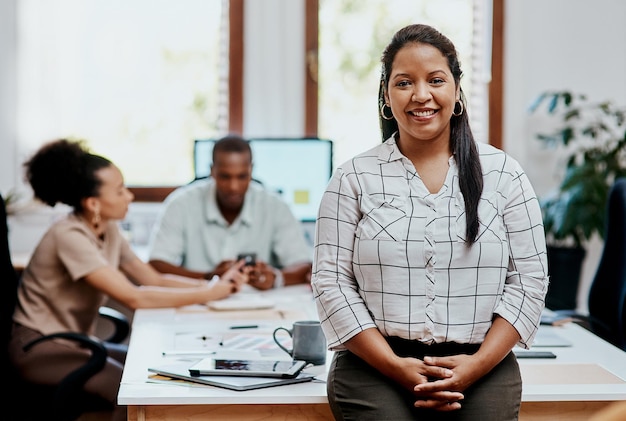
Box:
[379,132,458,169]
[204,179,255,227]
[378,133,406,164]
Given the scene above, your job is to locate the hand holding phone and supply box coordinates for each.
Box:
[237,253,257,266]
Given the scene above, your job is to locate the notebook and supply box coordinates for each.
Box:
[148,362,315,391]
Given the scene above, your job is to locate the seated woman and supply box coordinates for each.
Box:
[8,139,249,421]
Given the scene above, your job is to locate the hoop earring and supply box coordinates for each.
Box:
[91,210,101,230]
[380,103,394,120]
[453,101,464,117]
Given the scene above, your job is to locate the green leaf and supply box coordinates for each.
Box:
[532,90,626,247]
[548,94,559,113]
[564,109,580,121]
[528,92,547,113]
[563,92,573,106]
[561,127,575,145]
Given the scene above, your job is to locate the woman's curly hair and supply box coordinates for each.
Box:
[24,139,112,211]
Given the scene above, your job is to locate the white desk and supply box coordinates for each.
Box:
[118,286,626,421]
[118,284,334,420]
[517,322,626,420]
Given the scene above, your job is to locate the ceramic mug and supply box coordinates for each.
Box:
[272,320,326,365]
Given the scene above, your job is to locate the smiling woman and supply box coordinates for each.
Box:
[312,22,547,421]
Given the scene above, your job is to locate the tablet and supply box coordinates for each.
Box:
[188,358,307,378]
[513,350,557,359]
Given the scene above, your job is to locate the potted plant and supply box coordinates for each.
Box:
[529,91,626,309]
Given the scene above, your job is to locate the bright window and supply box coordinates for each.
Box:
[15,1,493,193]
[318,0,491,167]
[17,0,227,187]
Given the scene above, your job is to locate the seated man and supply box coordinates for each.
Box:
[148,134,312,290]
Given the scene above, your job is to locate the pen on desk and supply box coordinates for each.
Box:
[229,324,259,329]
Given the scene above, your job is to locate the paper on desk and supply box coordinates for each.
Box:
[166,329,289,358]
[175,306,310,321]
[173,331,222,350]
[147,373,208,387]
[161,349,262,360]
[175,284,315,320]
[223,333,291,353]
[208,295,275,311]
[532,329,572,347]
[521,363,626,385]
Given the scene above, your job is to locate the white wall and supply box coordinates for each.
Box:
[2,0,625,312]
[504,0,626,182]
[243,0,305,137]
[0,0,17,194]
[503,0,626,312]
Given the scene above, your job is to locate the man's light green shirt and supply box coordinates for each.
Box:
[148,179,312,271]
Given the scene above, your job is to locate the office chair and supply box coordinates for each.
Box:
[552,178,626,351]
[1,193,130,421]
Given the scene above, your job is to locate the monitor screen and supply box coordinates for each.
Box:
[194,138,333,222]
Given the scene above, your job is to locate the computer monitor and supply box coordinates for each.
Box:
[194,137,333,222]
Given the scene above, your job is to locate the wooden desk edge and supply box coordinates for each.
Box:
[128,403,334,421]
[126,400,616,421]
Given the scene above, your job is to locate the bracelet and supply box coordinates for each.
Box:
[272,268,284,289]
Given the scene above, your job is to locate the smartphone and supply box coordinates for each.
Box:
[237,253,257,266]
[513,350,557,359]
[188,358,307,378]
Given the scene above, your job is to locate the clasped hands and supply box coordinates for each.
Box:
[394,353,483,412]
